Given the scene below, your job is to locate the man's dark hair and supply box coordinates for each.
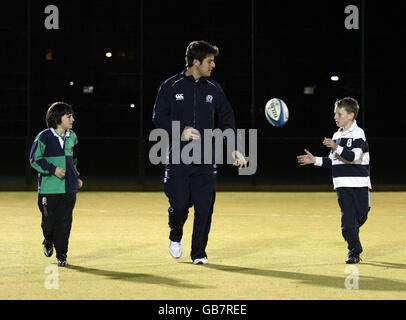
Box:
[45,102,74,128]
[185,40,219,67]
[335,97,360,119]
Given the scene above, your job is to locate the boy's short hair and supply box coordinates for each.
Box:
[45,102,74,128]
[185,40,219,67]
[335,97,360,119]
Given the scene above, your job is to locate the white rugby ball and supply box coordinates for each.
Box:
[265,98,289,127]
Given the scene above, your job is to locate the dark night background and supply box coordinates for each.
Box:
[1,0,405,191]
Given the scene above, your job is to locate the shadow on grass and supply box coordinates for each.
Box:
[362,261,406,270]
[202,263,406,291]
[67,264,210,289]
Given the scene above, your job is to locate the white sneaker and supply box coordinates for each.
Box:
[193,257,208,265]
[169,241,182,259]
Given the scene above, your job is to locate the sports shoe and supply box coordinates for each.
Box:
[58,260,69,267]
[43,241,54,258]
[193,257,208,265]
[169,241,182,259]
[346,255,361,264]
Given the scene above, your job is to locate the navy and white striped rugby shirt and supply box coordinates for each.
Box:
[315,120,372,190]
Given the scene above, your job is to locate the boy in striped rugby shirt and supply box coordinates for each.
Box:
[297,97,371,264]
[30,102,83,266]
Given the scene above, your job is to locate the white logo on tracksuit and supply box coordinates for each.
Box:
[175,94,184,101]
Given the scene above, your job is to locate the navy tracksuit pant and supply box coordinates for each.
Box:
[336,187,370,257]
[37,193,76,261]
[164,163,217,261]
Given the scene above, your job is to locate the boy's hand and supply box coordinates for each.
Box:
[78,179,83,189]
[297,149,316,165]
[323,138,338,150]
[54,167,66,178]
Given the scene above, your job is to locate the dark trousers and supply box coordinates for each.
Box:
[336,187,370,257]
[164,164,217,260]
[37,193,76,260]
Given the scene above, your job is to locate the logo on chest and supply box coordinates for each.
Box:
[206,95,213,103]
[175,94,184,101]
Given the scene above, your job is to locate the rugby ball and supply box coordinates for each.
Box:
[265,98,289,127]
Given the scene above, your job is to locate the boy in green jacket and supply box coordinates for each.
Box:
[30,102,83,266]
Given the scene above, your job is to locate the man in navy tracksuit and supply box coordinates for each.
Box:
[152,41,247,265]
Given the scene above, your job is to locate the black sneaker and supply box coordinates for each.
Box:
[43,240,54,258]
[346,255,361,264]
[57,253,68,267]
[58,260,69,267]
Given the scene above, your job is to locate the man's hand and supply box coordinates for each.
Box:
[297,149,316,165]
[323,138,338,150]
[182,126,200,140]
[232,150,247,168]
[54,167,66,178]
[78,179,83,189]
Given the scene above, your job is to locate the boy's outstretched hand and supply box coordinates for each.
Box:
[297,149,316,165]
[322,138,338,150]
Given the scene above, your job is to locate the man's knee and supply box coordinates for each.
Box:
[168,206,189,226]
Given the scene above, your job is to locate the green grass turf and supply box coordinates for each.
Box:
[1,191,405,300]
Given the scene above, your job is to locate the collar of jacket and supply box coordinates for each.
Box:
[339,120,358,134]
[181,69,210,83]
[50,128,71,138]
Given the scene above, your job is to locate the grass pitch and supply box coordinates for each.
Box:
[1,191,405,300]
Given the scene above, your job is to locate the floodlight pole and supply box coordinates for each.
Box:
[250,0,256,185]
[138,0,146,187]
[25,0,32,186]
[361,0,366,130]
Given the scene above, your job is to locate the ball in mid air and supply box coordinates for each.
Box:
[265,98,289,127]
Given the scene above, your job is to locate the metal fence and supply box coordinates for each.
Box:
[1,1,405,191]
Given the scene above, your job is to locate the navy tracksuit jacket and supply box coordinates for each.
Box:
[152,70,237,260]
